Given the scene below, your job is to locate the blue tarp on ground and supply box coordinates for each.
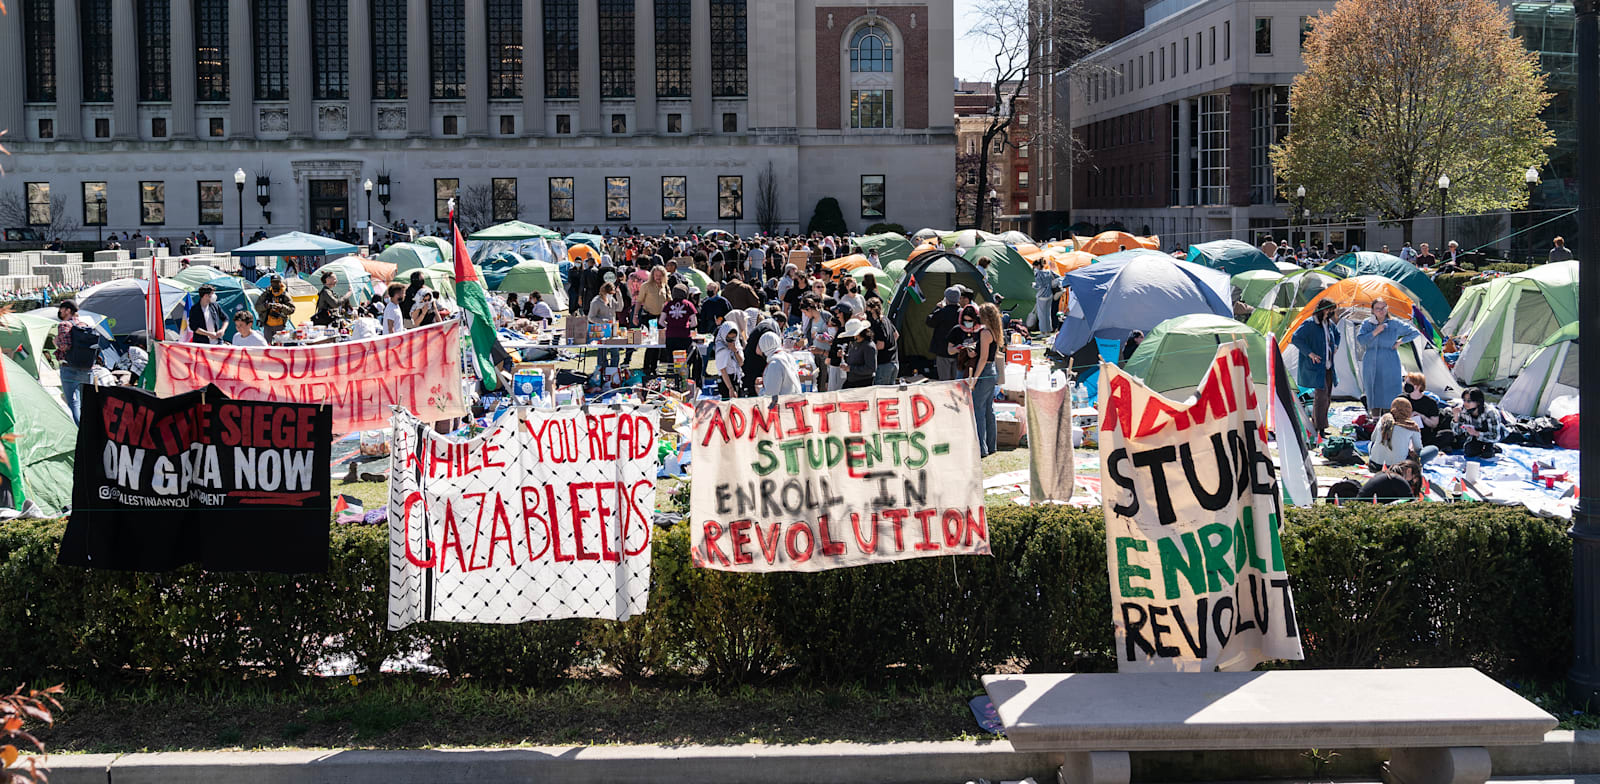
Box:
[1052,254,1232,356]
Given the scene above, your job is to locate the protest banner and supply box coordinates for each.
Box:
[1099,341,1303,672]
[387,404,657,629]
[59,384,331,572]
[154,321,466,433]
[1026,384,1076,503]
[688,381,987,573]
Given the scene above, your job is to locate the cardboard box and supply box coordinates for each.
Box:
[996,419,1025,449]
[1001,388,1027,406]
[563,315,590,341]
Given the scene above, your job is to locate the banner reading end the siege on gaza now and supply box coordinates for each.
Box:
[1098,341,1303,673]
[688,381,987,573]
[388,404,657,630]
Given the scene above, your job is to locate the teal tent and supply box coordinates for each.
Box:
[377,242,444,273]
[1187,239,1277,275]
[565,233,605,252]
[469,220,562,241]
[965,242,1034,319]
[1322,252,1451,323]
[304,257,375,303]
[2,353,75,516]
[172,264,227,289]
[413,235,454,265]
[1122,314,1269,400]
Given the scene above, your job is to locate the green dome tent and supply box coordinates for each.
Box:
[172,264,227,290]
[964,242,1034,319]
[305,257,376,302]
[887,250,997,363]
[1447,260,1579,387]
[0,310,64,387]
[680,267,713,295]
[1322,252,1451,323]
[1187,239,1277,275]
[377,242,445,273]
[848,267,895,301]
[854,232,916,264]
[1501,321,1578,417]
[1245,268,1345,336]
[468,220,562,241]
[1122,314,1269,400]
[413,235,454,265]
[1,352,76,516]
[493,261,567,309]
[884,258,909,280]
[416,263,458,301]
[1231,269,1284,307]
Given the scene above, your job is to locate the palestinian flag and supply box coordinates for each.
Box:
[0,357,27,511]
[332,494,365,524]
[140,255,164,390]
[906,273,924,304]
[1269,334,1316,507]
[450,212,505,390]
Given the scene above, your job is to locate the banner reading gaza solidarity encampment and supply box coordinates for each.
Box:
[387,405,657,629]
[59,384,331,572]
[1099,341,1303,672]
[155,321,466,433]
[689,382,986,572]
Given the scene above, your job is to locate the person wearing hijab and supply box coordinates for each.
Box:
[410,287,443,326]
[758,331,801,396]
[742,316,778,397]
[1357,299,1420,416]
[402,271,426,324]
[713,322,744,397]
[1368,396,1437,468]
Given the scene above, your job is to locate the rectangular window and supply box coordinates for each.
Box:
[196,0,229,101]
[82,0,113,101]
[492,178,518,221]
[1300,16,1311,50]
[710,0,747,96]
[313,0,348,98]
[859,175,885,219]
[1250,85,1291,204]
[24,0,55,102]
[1197,92,1228,205]
[717,176,742,219]
[198,180,224,224]
[666,113,682,133]
[555,114,571,134]
[83,182,107,226]
[430,0,465,98]
[94,118,110,138]
[254,0,288,100]
[140,181,166,225]
[610,113,627,134]
[434,178,458,221]
[656,0,690,97]
[1018,144,1028,158]
[605,177,630,221]
[1209,26,1217,64]
[1159,49,1165,81]
[1255,17,1271,54]
[487,0,521,98]
[25,183,50,226]
[599,0,634,97]
[1170,42,1176,76]
[661,176,687,221]
[499,114,516,134]
[850,89,893,129]
[549,177,575,222]
[442,115,459,135]
[544,0,578,99]
[208,117,225,136]
[1224,20,1230,59]
[138,0,171,100]
[722,112,737,132]
[151,117,167,137]
[1183,37,1190,73]
[1018,171,1029,188]
[372,0,407,99]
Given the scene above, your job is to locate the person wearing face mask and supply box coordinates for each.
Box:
[188,284,227,344]
[410,287,442,326]
[1356,298,1420,416]
[1401,372,1445,447]
[257,274,296,343]
[866,297,898,385]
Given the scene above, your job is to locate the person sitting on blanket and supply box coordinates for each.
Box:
[1368,396,1438,469]
[1357,459,1423,502]
[1452,386,1505,459]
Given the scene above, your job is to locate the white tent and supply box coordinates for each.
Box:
[1282,317,1459,403]
[1501,323,1578,418]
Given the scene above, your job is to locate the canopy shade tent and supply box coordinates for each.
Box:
[1186,239,1277,275]
[887,250,997,362]
[1,353,76,517]
[965,242,1035,319]
[76,277,189,335]
[1501,322,1579,417]
[376,242,444,273]
[853,233,916,263]
[1322,252,1451,323]
[1051,254,1232,357]
[565,232,605,251]
[1122,314,1269,400]
[468,220,561,241]
[1446,260,1579,387]
[232,231,358,257]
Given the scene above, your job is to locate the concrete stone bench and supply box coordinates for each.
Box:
[982,668,1556,784]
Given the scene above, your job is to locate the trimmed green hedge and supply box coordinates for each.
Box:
[0,504,1572,685]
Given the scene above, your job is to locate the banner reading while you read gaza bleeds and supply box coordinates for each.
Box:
[388,405,657,630]
[59,384,331,573]
[155,321,466,433]
[1099,341,1303,673]
[689,381,986,572]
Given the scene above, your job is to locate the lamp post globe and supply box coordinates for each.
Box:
[1526,167,1541,185]
[233,168,247,249]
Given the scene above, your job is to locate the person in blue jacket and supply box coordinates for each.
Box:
[1356,298,1420,417]
[1291,299,1341,435]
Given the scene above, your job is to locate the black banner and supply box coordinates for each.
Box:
[59,384,331,572]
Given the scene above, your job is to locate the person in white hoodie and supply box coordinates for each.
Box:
[757,331,801,396]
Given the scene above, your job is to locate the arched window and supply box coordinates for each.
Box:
[849,26,892,73]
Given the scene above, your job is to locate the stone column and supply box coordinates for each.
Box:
[0,7,26,137]
[522,0,544,135]
[169,0,197,138]
[632,0,655,134]
[465,0,488,135]
[690,0,711,132]
[54,0,83,140]
[1176,98,1192,207]
[113,0,139,138]
[228,0,253,138]
[288,0,313,137]
[347,0,372,136]
[406,0,430,135]
[577,0,600,134]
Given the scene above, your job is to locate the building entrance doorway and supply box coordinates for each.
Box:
[309,179,349,235]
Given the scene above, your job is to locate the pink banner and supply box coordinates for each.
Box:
[155,321,467,433]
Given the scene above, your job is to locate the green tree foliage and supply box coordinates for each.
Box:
[1271,0,1553,243]
[806,198,847,236]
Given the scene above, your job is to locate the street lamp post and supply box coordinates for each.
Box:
[1568,0,1600,712]
[1295,185,1307,252]
[1437,174,1451,253]
[363,179,374,251]
[988,189,1000,233]
[1525,167,1542,262]
[234,168,247,249]
[96,195,105,247]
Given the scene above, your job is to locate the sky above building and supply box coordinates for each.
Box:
[952,0,1000,82]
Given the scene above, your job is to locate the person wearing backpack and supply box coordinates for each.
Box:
[54,299,100,423]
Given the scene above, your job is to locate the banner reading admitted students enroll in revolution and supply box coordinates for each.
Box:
[387,405,657,630]
[1098,341,1303,673]
[154,321,466,433]
[688,382,987,573]
[59,384,332,573]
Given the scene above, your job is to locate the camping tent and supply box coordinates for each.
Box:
[1043,250,1096,276]
[939,229,999,250]
[1122,314,1269,400]
[1186,239,1277,275]
[568,243,600,263]
[1276,277,1458,401]
[492,261,568,308]
[1276,261,1304,274]
[1051,254,1232,356]
[306,257,375,302]
[1244,268,1345,336]
[997,230,1034,245]
[412,265,457,301]
[1322,252,1451,323]
[1501,322,1578,417]
[887,250,997,362]
[468,220,561,241]
[1231,269,1284,307]
[848,267,895,302]
[412,235,454,265]
[823,253,873,273]
[361,259,398,284]
[965,242,1035,319]
[1078,231,1161,256]
[1091,248,1174,266]
[911,228,943,241]
[76,277,189,335]
[1276,276,1417,346]
[854,233,916,263]
[0,310,63,387]
[1446,261,1578,386]
[172,264,227,289]
[377,242,444,273]
[1,353,76,516]
[566,232,605,251]
[680,266,713,295]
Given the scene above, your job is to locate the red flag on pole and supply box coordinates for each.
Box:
[146,256,166,341]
